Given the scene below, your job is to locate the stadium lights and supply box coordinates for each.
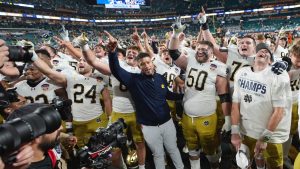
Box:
[0,4,299,23]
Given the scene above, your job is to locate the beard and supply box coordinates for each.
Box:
[38,135,60,152]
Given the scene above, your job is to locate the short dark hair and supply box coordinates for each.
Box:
[135,52,151,61]
[198,41,214,50]
[127,46,140,52]
[240,35,256,46]
[35,49,51,58]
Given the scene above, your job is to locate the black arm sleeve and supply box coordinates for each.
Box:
[151,41,158,54]
[169,49,181,61]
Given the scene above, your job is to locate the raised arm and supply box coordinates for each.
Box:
[199,7,228,63]
[141,29,155,58]
[33,54,67,87]
[107,40,133,87]
[53,36,82,61]
[168,17,188,70]
[131,27,146,52]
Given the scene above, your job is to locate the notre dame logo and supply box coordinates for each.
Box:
[244,94,252,103]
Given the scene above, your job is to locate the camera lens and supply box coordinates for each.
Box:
[8,46,33,62]
[0,104,62,155]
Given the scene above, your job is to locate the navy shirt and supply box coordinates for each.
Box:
[109,52,183,126]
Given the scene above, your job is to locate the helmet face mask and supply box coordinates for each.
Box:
[236,144,250,169]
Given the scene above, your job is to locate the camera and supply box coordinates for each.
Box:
[78,118,127,169]
[8,45,33,62]
[0,104,62,157]
[51,97,73,121]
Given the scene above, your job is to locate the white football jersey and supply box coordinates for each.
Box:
[153,55,181,91]
[183,56,228,117]
[111,61,140,113]
[273,45,289,61]
[226,47,255,88]
[233,66,291,143]
[62,70,105,121]
[15,78,60,104]
[52,53,78,72]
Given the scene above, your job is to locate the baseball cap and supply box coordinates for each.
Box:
[256,43,274,61]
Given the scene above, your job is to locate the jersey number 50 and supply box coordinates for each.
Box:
[186,68,208,91]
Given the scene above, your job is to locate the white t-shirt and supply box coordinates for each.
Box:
[233,66,291,143]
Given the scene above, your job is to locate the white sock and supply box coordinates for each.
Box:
[190,159,201,169]
[139,164,145,169]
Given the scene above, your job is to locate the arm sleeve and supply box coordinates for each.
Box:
[166,90,184,100]
[151,41,158,54]
[108,51,133,87]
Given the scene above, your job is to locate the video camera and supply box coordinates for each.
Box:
[51,97,73,121]
[78,118,127,169]
[0,104,62,161]
[8,45,34,62]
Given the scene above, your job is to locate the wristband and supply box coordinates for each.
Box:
[231,125,240,134]
[225,116,231,123]
[259,129,273,142]
[31,51,39,62]
[82,44,90,52]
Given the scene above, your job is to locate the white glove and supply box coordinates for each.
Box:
[171,16,186,37]
[72,33,89,51]
[222,116,231,132]
[60,24,70,42]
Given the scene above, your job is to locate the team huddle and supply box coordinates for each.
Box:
[0,7,300,169]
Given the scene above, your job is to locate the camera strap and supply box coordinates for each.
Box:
[48,149,57,169]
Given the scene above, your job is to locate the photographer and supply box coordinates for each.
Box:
[6,103,63,169]
[0,88,27,120]
[1,144,34,169]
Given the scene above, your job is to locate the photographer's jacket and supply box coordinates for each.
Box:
[109,52,183,126]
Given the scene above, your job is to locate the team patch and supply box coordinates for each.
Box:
[96,118,101,123]
[161,84,165,89]
[203,121,209,126]
[41,84,49,91]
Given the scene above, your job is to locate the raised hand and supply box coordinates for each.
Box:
[141,28,148,39]
[171,16,186,36]
[131,26,141,43]
[60,24,70,42]
[0,39,9,68]
[53,36,72,48]
[197,6,207,24]
[103,30,116,43]
[72,32,89,48]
